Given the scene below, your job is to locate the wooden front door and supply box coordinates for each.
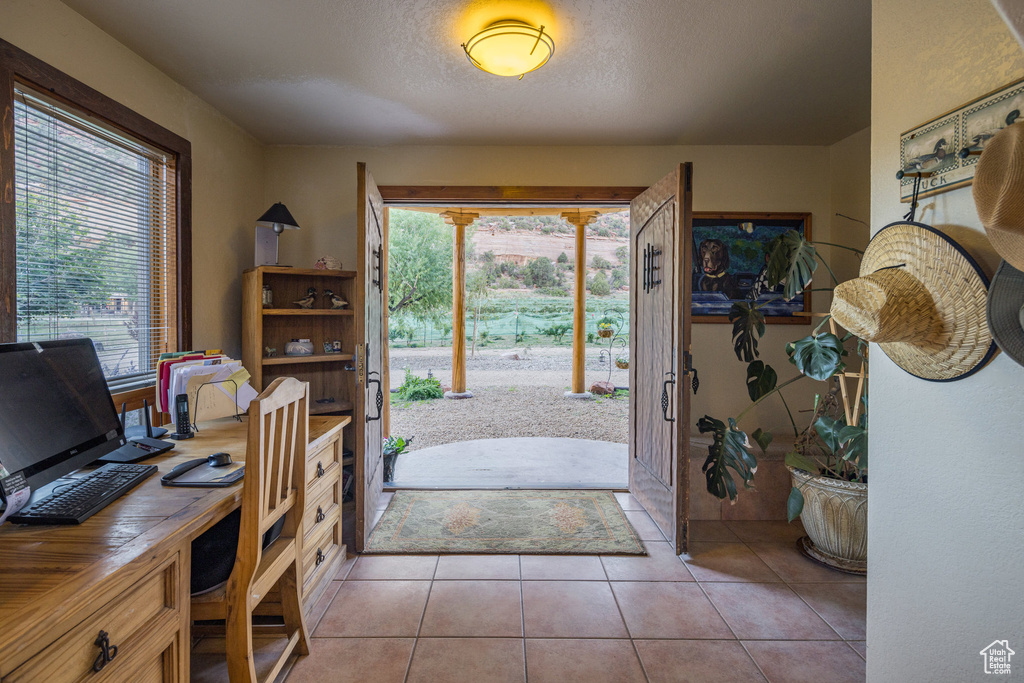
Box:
[628,164,694,554]
[355,162,386,552]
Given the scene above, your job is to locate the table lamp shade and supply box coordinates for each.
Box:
[256,203,300,234]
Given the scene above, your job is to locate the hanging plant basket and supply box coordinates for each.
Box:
[615,358,629,369]
[598,328,614,338]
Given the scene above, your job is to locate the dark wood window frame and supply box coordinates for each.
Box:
[0,38,192,354]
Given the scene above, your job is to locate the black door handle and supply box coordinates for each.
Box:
[366,371,383,422]
[661,371,676,422]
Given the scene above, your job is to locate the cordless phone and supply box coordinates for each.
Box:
[171,393,194,440]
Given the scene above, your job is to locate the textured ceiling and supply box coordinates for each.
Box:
[61,0,870,146]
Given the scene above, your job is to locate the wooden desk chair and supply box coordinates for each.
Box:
[191,376,311,682]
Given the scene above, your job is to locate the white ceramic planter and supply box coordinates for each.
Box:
[788,465,867,574]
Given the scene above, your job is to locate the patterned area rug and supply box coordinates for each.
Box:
[364,490,646,555]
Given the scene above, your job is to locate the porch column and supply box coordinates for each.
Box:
[561,210,600,398]
[441,211,479,399]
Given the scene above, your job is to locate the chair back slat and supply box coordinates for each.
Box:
[240,377,309,567]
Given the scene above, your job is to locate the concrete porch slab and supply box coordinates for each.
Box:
[387,437,628,489]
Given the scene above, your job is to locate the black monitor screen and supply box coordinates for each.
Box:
[0,338,123,489]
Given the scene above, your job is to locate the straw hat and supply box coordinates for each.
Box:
[973,123,1024,271]
[987,260,1024,366]
[830,221,996,381]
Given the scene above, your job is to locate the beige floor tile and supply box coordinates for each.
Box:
[791,583,867,640]
[849,640,867,660]
[332,552,357,580]
[724,520,805,543]
[347,553,439,580]
[747,542,866,583]
[611,581,733,639]
[635,640,766,682]
[689,520,741,542]
[702,582,840,640]
[315,580,430,637]
[407,638,525,683]
[434,554,521,580]
[743,640,866,682]
[285,638,414,683]
[522,581,628,638]
[305,581,342,632]
[613,492,644,510]
[623,509,667,541]
[525,639,646,683]
[519,554,607,580]
[601,541,695,582]
[683,542,783,582]
[420,580,523,637]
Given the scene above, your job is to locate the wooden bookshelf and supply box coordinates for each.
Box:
[242,266,357,417]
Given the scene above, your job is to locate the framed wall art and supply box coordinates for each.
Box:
[691,212,811,324]
[899,76,1024,202]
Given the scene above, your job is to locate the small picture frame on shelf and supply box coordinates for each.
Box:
[323,341,334,354]
[332,340,342,352]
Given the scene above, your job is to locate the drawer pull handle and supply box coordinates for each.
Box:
[315,547,325,567]
[316,506,325,524]
[92,630,118,672]
[316,461,325,478]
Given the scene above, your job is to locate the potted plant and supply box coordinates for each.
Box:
[615,354,629,369]
[699,229,868,573]
[597,316,616,338]
[383,435,412,483]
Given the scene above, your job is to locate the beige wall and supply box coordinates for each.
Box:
[0,0,267,356]
[870,0,1024,679]
[265,144,860,439]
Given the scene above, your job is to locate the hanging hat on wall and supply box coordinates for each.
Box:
[986,260,1024,366]
[830,221,996,381]
[973,122,1024,271]
[972,121,1024,368]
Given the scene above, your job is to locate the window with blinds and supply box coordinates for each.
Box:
[13,85,178,393]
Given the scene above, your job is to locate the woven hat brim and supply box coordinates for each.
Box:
[860,221,996,381]
[987,260,1024,367]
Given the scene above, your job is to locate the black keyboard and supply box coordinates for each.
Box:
[9,463,158,525]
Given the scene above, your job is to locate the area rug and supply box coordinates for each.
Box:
[364,490,646,555]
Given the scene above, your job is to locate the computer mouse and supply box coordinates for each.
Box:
[207,452,232,467]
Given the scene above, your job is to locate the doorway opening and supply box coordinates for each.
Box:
[384,205,632,489]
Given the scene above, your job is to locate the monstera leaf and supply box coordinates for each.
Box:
[752,428,773,455]
[699,416,757,501]
[745,361,778,402]
[813,415,844,455]
[730,301,766,362]
[766,229,818,300]
[786,486,805,522]
[839,424,868,469]
[787,333,845,380]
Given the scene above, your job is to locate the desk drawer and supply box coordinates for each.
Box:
[6,555,179,683]
[306,438,340,488]
[303,475,341,543]
[302,516,340,592]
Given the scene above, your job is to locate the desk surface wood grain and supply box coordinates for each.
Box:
[0,415,348,674]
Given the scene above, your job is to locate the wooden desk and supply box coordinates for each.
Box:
[0,415,349,682]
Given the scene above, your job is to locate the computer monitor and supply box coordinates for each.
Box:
[0,338,126,490]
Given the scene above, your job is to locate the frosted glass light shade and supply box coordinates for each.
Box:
[463,20,555,78]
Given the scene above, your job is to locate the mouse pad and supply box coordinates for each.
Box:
[161,459,245,487]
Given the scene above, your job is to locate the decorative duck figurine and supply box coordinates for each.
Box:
[293,287,316,309]
[324,288,348,309]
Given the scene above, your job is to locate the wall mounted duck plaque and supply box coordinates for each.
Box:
[899,76,1024,202]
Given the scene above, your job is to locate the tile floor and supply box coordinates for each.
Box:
[269,491,866,683]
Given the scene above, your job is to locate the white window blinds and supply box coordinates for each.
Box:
[14,86,178,392]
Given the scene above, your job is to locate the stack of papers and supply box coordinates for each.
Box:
[156,352,259,427]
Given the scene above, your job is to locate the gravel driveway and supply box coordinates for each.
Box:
[389,346,628,450]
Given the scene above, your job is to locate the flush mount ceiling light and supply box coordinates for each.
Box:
[462,20,555,79]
